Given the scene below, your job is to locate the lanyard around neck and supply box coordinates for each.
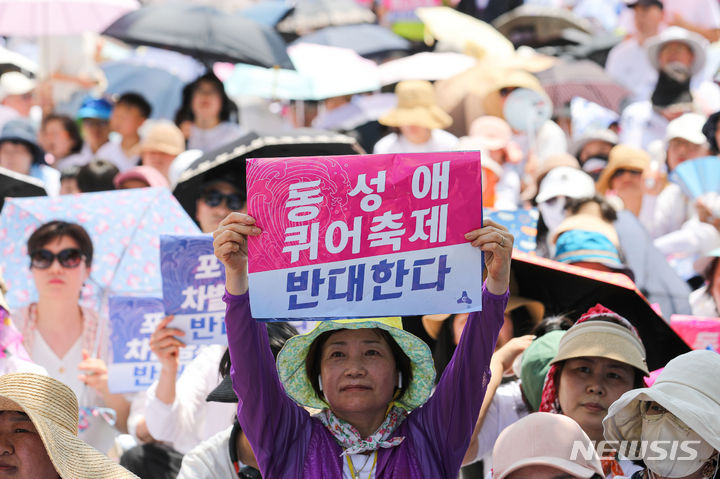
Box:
[347,451,377,479]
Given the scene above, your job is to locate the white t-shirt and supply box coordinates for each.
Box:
[372,129,458,154]
[343,452,377,479]
[143,344,237,454]
[95,140,138,172]
[177,426,240,479]
[187,122,247,153]
[605,38,658,104]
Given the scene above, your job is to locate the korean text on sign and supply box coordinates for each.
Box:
[161,235,227,345]
[247,151,483,318]
[107,296,201,393]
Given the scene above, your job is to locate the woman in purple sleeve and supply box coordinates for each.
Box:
[213,213,512,479]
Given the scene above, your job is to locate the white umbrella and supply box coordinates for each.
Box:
[0,0,139,36]
[378,51,476,86]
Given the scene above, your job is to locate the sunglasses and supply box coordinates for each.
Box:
[611,168,643,179]
[201,190,245,211]
[29,248,85,269]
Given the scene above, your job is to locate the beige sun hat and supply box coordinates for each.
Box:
[379,80,453,130]
[0,373,138,479]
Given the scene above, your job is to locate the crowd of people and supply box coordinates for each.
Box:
[0,0,719,478]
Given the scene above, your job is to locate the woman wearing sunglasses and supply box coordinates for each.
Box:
[10,220,131,452]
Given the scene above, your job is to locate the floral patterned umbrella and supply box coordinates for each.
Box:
[0,187,200,312]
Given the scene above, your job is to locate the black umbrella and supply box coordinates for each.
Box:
[276,0,375,36]
[172,129,362,221]
[511,250,690,371]
[0,166,47,212]
[103,3,294,69]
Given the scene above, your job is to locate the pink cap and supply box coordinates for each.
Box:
[113,166,169,189]
[492,413,603,479]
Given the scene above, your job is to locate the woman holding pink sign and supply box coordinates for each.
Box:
[213,212,512,478]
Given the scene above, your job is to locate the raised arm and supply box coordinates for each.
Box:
[213,213,309,477]
[413,219,512,475]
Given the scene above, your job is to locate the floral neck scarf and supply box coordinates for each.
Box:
[316,405,408,456]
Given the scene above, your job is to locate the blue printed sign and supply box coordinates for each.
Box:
[485,208,539,253]
[161,235,227,345]
[107,296,202,393]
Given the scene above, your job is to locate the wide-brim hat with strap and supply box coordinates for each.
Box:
[603,350,720,452]
[0,373,138,479]
[379,80,452,130]
[276,317,435,411]
[646,26,708,75]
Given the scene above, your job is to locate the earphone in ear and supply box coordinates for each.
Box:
[398,371,403,389]
[318,375,323,391]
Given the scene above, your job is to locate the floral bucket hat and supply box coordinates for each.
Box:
[276,317,435,411]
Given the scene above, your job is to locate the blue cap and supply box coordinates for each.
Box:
[554,229,625,270]
[0,118,45,164]
[77,97,113,121]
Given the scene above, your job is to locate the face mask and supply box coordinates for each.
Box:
[581,156,608,181]
[662,62,692,83]
[640,413,715,477]
[538,196,566,232]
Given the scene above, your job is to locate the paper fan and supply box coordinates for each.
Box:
[670,156,720,199]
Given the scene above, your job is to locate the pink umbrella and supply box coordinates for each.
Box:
[0,0,139,36]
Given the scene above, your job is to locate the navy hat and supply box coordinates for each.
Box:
[0,119,45,164]
[625,0,663,8]
[77,97,113,121]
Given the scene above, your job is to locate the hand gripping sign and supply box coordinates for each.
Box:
[247,151,484,319]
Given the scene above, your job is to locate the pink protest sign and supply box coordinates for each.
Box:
[670,315,720,350]
[246,151,483,318]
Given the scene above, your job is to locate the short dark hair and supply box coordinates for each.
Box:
[41,114,84,155]
[27,221,93,267]
[116,92,152,119]
[305,328,413,404]
[76,159,119,193]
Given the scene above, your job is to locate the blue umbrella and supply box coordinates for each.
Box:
[101,61,187,119]
[0,188,201,311]
[291,24,410,58]
[237,0,293,27]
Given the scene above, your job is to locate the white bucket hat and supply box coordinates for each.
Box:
[603,350,720,453]
[646,27,708,75]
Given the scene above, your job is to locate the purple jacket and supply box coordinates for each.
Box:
[224,284,508,478]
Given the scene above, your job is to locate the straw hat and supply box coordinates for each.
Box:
[481,69,545,119]
[603,350,720,453]
[379,80,452,130]
[276,317,435,411]
[493,412,603,479]
[0,373,138,478]
[596,144,650,194]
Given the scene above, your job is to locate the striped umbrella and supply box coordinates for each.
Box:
[534,59,631,114]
